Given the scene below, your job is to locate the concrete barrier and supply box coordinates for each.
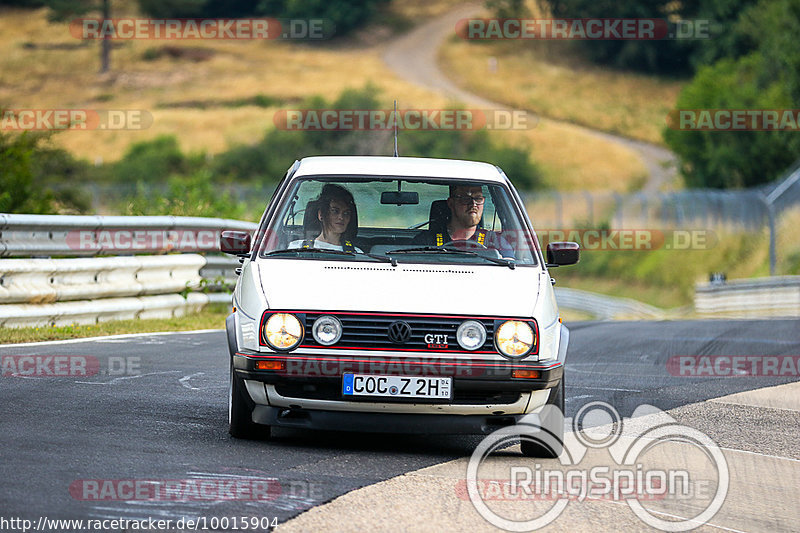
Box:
[695,276,800,318]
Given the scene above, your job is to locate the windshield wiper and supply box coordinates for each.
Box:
[264,247,354,257]
[385,246,515,269]
[264,247,397,266]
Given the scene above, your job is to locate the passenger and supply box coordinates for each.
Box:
[416,184,514,258]
[289,183,363,252]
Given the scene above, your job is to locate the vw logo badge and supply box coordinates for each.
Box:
[388,321,412,344]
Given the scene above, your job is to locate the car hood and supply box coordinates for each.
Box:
[256,259,542,317]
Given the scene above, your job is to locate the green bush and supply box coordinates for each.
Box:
[0,132,54,214]
[113,135,200,184]
[124,170,247,218]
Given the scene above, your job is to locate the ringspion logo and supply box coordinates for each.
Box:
[466,402,728,531]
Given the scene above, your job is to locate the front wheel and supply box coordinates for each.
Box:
[520,377,564,458]
[228,360,269,439]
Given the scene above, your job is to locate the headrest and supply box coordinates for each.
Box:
[429,199,451,228]
[303,200,321,238]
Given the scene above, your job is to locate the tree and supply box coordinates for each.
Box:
[664,0,800,188]
[47,0,112,73]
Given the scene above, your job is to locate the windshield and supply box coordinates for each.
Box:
[256,176,540,267]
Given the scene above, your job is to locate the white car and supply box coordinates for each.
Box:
[221,156,578,457]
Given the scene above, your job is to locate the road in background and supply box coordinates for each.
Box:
[382,3,677,193]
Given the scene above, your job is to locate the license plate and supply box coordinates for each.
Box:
[342,373,452,399]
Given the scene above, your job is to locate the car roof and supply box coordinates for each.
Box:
[293,156,508,184]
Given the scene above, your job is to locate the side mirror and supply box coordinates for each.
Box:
[221,230,251,256]
[546,241,579,267]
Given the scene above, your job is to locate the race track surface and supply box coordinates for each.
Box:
[1,319,798,529]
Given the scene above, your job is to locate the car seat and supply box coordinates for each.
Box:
[303,200,321,239]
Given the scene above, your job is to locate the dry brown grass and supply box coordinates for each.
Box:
[439,37,684,145]
[0,5,446,160]
[495,120,647,191]
[1,2,646,190]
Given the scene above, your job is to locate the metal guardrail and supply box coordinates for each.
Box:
[0,214,257,257]
[0,215,255,327]
[0,255,205,304]
[555,287,665,320]
[0,293,214,328]
[695,276,800,318]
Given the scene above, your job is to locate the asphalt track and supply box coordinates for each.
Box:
[1,319,798,531]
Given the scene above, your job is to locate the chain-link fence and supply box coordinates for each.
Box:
[522,188,772,230]
[523,159,800,234]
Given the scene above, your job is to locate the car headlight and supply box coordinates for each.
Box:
[312,315,342,346]
[495,320,535,358]
[263,313,303,351]
[457,320,486,351]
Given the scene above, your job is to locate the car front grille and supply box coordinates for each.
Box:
[300,312,497,353]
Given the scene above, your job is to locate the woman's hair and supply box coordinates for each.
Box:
[315,183,359,242]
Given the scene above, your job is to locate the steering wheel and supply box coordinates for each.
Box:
[442,239,488,250]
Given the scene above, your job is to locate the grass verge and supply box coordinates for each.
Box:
[0,303,229,344]
[555,208,800,309]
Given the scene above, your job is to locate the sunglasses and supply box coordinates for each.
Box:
[452,195,486,206]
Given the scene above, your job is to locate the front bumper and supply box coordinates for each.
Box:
[253,405,543,435]
[234,350,563,417]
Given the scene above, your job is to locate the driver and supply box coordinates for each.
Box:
[417,184,515,258]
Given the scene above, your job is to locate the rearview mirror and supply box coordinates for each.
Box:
[381,191,419,205]
[546,241,579,267]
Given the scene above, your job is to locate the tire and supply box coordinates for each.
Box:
[520,376,565,458]
[228,359,269,440]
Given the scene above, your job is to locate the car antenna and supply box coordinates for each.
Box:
[393,99,399,157]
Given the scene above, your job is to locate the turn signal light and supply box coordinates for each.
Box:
[512,369,540,379]
[255,360,285,371]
